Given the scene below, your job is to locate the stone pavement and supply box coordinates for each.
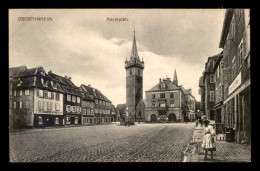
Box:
[184,121,251,163]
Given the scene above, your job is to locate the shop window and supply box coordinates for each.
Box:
[67,94,71,101]
[25,89,29,96]
[38,116,43,125]
[55,117,59,124]
[75,117,78,124]
[66,117,71,124]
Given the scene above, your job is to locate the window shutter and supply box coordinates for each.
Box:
[51,92,54,100]
[38,101,41,110]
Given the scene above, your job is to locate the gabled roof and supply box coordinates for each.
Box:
[116,104,126,114]
[9,65,27,78]
[80,84,111,102]
[147,79,180,92]
[48,72,76,87]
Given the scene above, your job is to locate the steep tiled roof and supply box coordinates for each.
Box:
[80,84,111,102]
[147,79,180,92]
[9,65,27,78]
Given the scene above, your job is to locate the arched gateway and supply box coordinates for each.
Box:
[150,114,157,123]
[168,113,177,122]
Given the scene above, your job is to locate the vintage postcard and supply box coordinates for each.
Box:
[9,9,251,162]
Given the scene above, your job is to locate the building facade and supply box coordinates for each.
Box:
[48,71,82,125]
[80,84,112,125]
[219,9,251,143]
[213,53,224,123]
[145,73,188,123]
[184,89,196,121]
[125,31,144,124]
[11,66,64,128]
[202,54,219,120]
[80,86,95,125]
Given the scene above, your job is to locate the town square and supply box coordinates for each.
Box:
[9,9,251,163]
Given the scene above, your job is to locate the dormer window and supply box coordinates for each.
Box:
[50,81,54,87]
[40,71,45,76]
[161,83,166,89]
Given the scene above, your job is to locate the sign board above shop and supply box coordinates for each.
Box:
[228,72,241,95]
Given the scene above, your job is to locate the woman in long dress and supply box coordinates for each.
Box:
[201,120,216,160]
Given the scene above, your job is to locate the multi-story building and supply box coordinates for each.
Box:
[48,71,82,125]
[125,31,145,124]
[199,75,206,116]
[110,104,116,122]
[80,84,112,124]
[219,9,251,143]
[80,85,95,125]
[145,71,188,123]
[213,53,224,123]
[11,66,64,128]
[9,65,27,130]
[202,54,219,120]
[184,89,196,121]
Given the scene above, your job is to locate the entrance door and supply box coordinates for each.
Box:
[151,114,157,123]
[168,114,177,122]
[71,117,75,125]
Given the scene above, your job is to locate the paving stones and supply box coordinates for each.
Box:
[10,123,195,162]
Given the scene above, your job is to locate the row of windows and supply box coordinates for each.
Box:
[37,116,60,125]
[83,109,94,115]
[82,101,94,108]
[13,101,29,109]
[66,105,81,113]
[13,89,30,96]
[152,93,174,99]
[40,78,58,90]
[36,89,60,101]
[67,94,80,103]
[151,103,174,108]
[94,108,111,114]
[38,101,60,111]
[95,99,111,107]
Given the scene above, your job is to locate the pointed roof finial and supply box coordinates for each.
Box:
[130,23,139,60]
[173,69,178,86]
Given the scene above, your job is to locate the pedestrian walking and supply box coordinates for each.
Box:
[201,120,216,160]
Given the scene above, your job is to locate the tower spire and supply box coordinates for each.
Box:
[131,26,139,60]
[173,69,178,86]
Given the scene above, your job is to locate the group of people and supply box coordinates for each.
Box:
[197,116,217,160]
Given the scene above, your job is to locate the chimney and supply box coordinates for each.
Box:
[88,84,91,87]
[68,76,71,80]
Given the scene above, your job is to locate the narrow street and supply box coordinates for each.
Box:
[9,123,195,162]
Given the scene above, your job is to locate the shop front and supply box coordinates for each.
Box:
[34,114,64,127]
[65,115,80,125]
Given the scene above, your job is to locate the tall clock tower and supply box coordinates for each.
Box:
[125,30,144,124]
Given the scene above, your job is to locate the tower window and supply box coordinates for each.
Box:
[130,69,132,75]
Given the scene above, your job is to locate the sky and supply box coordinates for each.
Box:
[9,9,226,106]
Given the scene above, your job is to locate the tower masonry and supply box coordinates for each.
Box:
[125,31,144,123]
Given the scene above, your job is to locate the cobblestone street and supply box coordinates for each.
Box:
[9,123,195,162]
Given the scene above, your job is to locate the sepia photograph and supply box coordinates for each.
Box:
[9,9,251,163]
